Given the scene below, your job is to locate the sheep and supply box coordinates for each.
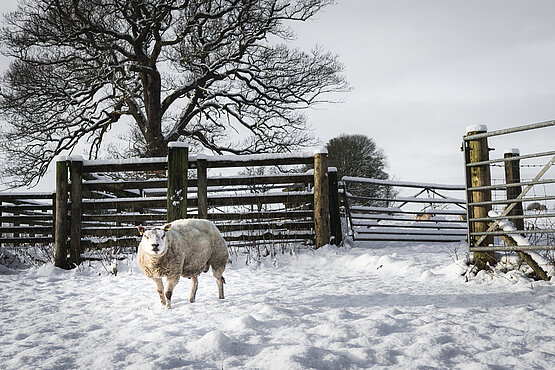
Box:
[137,218,229,308]
[414,213,432,221]
[526,202,548,211]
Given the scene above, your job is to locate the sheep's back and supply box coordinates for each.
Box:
[168,219,227,277]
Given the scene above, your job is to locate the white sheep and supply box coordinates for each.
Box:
[137,218,228,308]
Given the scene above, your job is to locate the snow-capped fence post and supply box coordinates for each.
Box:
[503,148,525,233]
[314,149,330,248]
[328,168,342,245]
[464,125,496,268]
[54,157,70,269]
[69,157,83,266]
[167,142,188,222]
[197,154,208,219]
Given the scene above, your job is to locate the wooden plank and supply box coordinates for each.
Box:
[206,210,313,221]
[207,192,313,207]
[83,158,168,173]
[0,226,53,233]
[216,221,314,233]
[83,179,167,191]
[206,155,313,168]
[207,173,313,186]
[81,237,140,250]
[82,198,169,210]
[0,215,52,222]
[222,231,314,242]
[0,193,54,200]
[1,204,54,212]
[0,236,53,244]
[82,214,167,222]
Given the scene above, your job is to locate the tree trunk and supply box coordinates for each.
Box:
[143,69,166,157]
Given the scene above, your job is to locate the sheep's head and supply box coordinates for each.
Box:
[137,224,172,255]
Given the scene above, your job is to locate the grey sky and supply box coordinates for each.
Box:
[290,0,555,185]
[2,0,555,189]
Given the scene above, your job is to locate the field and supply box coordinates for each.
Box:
[1,241,554,369]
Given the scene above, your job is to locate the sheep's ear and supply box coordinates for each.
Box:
[163,223,172,232]
[137,226,145,235]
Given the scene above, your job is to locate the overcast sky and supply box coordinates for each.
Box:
[2,0,555,189]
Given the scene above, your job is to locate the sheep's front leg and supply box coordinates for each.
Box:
[189,275,199,303]
[164,276,180,309]
[152,277,166,306]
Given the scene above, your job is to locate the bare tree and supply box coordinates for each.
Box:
[0,0,348,186]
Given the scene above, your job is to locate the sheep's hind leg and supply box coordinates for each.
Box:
[213,269,225,299]
[152,277,166,306]
[164,276,180,309]
[216,276,225,299]
[189,275,199,303]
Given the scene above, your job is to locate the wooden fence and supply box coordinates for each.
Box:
[343,177,467,243]
[2,145,341,268]
[0,192,55,246]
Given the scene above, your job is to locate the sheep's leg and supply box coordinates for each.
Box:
[152,277,166,306]
[189,275,199,303]
[213,268,225,299]
[164,276,180,309]
[216,276,225,299]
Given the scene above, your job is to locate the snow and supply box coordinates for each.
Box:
[314,148,328,154]
[167,142,189,148]
[1,242,554,369]
[504,148,520,156]
[465,124,488,134]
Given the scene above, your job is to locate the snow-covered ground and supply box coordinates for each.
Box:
[1,241,554,369]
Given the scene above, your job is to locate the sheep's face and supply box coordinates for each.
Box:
[137,224,171,255]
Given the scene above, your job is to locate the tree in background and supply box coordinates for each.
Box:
[326,134,395,206]
[0,0,348,186]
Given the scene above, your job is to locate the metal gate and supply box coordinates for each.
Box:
[342,177,467,243]
[463,120,555,251]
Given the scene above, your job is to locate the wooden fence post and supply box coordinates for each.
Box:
[197,154,208,219]
[51,192,56,247]
[504,148,524,233]
[167,142,189,222]
[314,148,330,248]
[465,125,496,268]
[69,156,83,265]
[328,168,342,246]
[54,157,70,269]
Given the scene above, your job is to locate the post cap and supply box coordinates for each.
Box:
[168,141,189,148]
[504,148,520,156]
[465,124,488,134]
[314,148,328,155]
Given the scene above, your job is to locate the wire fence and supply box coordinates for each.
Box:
[463,120,555,252]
